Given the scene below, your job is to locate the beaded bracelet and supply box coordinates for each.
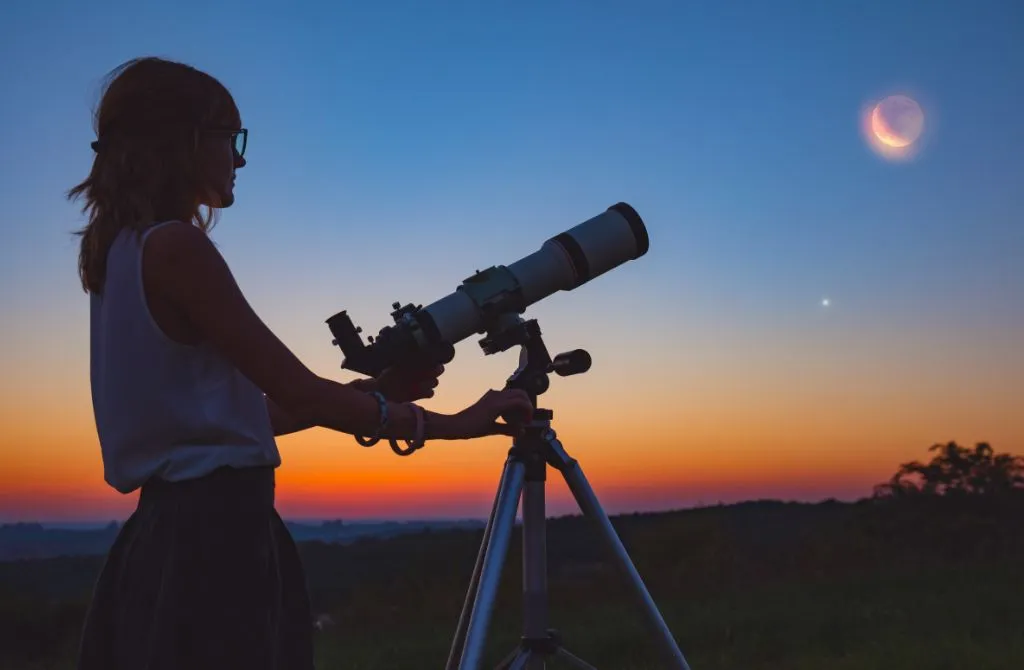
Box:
[389,403,426,456]
[355,391,389,447]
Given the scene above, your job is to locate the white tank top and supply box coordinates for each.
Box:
[89,221,281,494]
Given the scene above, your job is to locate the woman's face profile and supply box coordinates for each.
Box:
[198,125,246,209]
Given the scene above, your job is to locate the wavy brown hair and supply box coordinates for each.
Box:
[68,57,241,293]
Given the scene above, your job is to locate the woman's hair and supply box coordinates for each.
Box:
[68,57,241,293]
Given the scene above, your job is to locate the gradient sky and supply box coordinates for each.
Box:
[1,1,1021,523]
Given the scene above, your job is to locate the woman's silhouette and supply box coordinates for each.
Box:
[69,56,532,670]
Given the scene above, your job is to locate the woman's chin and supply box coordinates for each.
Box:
[202,189,235,209]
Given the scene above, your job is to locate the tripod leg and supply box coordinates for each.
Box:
[506,651,533,670]
[447,458,512,670]
[550,438,692,670]
[521,462,548,641]
[459,458,527,670]
[494,647,524,670]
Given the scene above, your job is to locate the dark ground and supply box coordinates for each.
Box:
[2,497,1022,669]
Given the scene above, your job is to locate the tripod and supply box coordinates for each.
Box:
[445,318,690,670]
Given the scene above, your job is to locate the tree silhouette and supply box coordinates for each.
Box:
[873,441,1024,499]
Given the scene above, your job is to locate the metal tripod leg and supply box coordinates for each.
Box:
[545,431,692,670]
[493,647,526,670]
[476,435,619,670]
[448,427,690,670]
[447,452,527,670]
[495,649,533,670]
[447,459,511,670]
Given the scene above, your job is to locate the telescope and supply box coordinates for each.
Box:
[325,202,691,669]
[326,202,649,377]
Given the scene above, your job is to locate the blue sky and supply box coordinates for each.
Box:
[4,1,1020,319]
[0,1,1022,520]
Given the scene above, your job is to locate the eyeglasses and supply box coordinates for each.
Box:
[205,128,248,157]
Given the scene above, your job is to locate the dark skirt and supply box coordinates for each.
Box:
[76,465,314,670]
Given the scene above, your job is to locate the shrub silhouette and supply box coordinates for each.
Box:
[873,441,1024,499]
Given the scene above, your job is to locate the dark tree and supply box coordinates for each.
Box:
[873,441,1024,499]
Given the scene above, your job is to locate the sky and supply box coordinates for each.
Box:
[0,1,1021,523]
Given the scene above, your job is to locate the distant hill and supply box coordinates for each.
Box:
[0,523,122,561]
[0,518,485,561]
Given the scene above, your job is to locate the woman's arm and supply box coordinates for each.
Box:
[266,396,311,436]
[266,378,377,436]
[142,222,459,440]
[348,378,380,393]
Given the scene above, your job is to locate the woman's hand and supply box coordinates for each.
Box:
[445,389,535,439]
[375,361,445,402]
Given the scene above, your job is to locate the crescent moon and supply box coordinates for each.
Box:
[871,105,912,148]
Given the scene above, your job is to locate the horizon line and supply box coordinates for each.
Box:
[1,494,866,528]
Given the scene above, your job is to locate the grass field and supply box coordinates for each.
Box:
[3,498,1023,669]
[309,561,1024,669]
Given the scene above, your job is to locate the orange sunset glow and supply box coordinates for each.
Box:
[2,300,1020,523]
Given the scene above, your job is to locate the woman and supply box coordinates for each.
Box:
[69,56,533,670]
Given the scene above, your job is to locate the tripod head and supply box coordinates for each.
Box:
[479,313,591,419]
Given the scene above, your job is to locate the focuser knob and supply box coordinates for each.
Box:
[551,349,591,376]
